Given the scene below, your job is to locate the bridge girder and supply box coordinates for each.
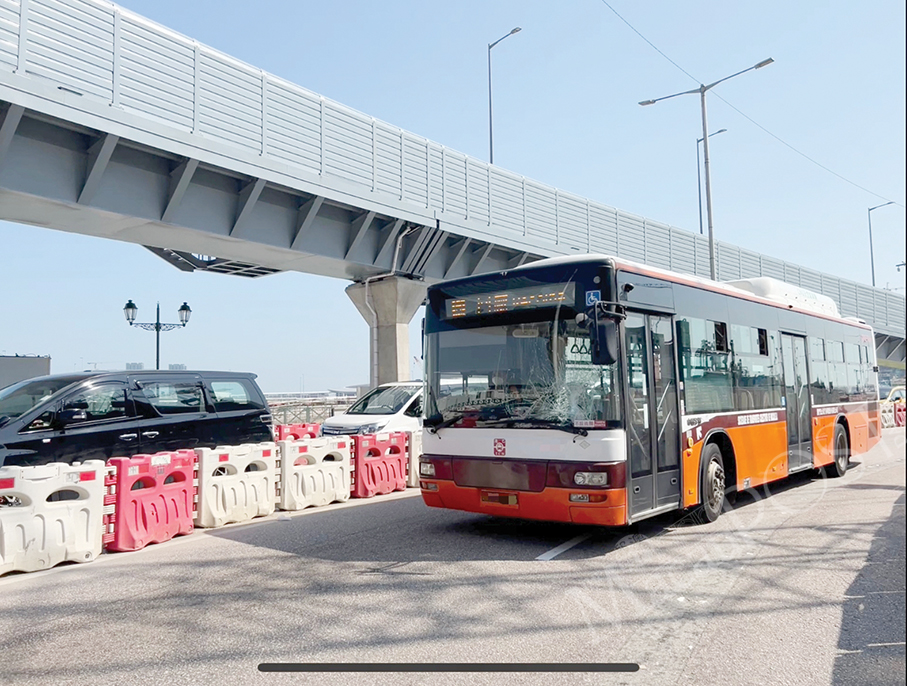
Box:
[0,105,543,285]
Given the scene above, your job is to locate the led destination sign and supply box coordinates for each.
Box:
[443,283,576,320]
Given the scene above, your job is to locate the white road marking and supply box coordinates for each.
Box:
[535,533,592,561]
[866,642,906,648]
[845,590,906,598]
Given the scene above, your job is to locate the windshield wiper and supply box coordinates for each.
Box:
[424,412,472,432]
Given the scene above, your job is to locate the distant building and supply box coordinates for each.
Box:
[168,363,187,370]
[0,354,51,389]
[126,362,144,370]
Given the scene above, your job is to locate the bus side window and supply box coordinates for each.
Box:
[809,337,829,405]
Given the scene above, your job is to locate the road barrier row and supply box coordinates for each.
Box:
[277,436,351,510]
[351,432,407,498]
[275,423,321,440]
[406,431,423,488]
[103,450,196,552]
[1,430,422,575]
[0,460,106,576]
[195,443,279,528]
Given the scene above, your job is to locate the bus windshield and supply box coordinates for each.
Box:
[425,315,622,430]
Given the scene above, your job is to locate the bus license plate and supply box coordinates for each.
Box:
[481,491,518,505]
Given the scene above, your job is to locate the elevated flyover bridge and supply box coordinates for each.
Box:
[0,0,903,383]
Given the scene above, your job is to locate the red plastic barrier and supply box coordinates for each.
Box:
[275,423,321,440]
[351,432,407,498]
[103,450,196,552]
[895,404,906,428]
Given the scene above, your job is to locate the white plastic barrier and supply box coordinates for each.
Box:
[0,461,106,575]
[194,443,278,528]
[880,403,895,429]
[277,437,351,511]
[406,431,423,488]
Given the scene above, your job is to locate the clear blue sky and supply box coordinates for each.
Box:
[1,0,904,393]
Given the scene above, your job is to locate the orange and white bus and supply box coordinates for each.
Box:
[419,255,880,525]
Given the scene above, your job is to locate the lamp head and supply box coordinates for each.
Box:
[638,100,656,107]
[755,58,774,69]
[510,27,522,34]
[123,299,137,324]
[178,302,192,326]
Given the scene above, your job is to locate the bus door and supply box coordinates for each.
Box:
[781,333,813,472]
[625,313,681,519]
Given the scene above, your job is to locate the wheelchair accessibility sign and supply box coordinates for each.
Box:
[585,290,601,306]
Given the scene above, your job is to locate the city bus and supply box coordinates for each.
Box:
[418,255,880,526]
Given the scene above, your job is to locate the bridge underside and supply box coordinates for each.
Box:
[0,106,539,285]
[1,101,904,377]
[876,334,906,369]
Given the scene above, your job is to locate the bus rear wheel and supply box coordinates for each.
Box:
[700,443,726,523]
[828,424,849,478]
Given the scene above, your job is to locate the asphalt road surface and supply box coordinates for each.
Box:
[1,430,904,686]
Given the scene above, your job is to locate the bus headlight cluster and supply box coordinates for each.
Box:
[420,462,435,477]
[573,472,607,486]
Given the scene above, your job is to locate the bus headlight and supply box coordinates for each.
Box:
[420,462,435,477]
[574,472,608,487]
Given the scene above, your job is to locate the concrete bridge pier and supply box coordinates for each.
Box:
[346,276,427,388]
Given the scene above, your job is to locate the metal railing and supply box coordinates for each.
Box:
[268,400,353,426]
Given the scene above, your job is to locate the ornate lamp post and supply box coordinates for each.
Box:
[123,300,192,370]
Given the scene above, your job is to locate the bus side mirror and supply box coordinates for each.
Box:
[591,319,619,366]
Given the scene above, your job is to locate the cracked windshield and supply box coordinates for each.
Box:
[426,317,622,430]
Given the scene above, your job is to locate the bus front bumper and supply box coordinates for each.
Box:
[420,480,627,527]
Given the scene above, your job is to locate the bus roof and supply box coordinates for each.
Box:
[493,253,871,331]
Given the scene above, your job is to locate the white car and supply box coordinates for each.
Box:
[321,382,422,436]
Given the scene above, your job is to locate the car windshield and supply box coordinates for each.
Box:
[424,315,622,430]
[0,376,85,427]
[345,385,420,415]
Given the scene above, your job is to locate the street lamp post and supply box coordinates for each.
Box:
[697,128,727,235]
[123,300,192,370]
[488,27,521,165]
[640,58,774,280]
[867,201,895,287]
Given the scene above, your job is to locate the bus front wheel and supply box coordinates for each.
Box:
[700,443,726,523]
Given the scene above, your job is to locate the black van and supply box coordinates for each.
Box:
[0,371,273,467]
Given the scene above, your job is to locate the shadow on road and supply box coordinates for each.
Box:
[206,494,621,563]
[1,454,902,684]
[205,459,858,564]
[833,492,906,686]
